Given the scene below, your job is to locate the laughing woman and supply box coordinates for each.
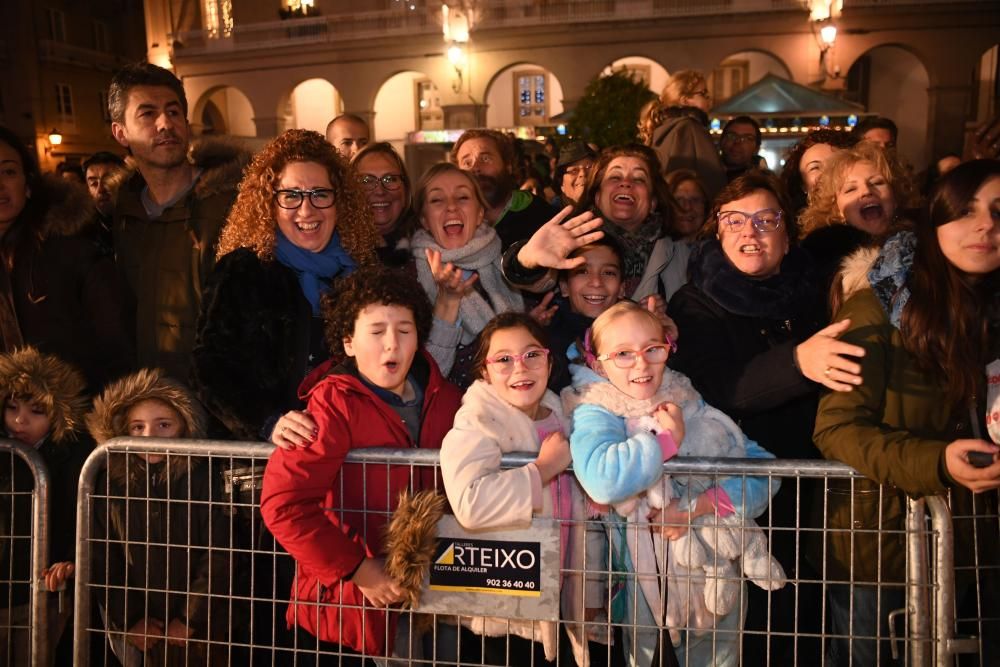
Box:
[193,129,377,444]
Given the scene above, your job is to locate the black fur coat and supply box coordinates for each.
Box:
[192,248,322,440]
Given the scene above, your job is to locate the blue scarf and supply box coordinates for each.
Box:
[868,230,916,330]
[274,229,356,314]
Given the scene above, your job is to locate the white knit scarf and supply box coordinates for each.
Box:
[411,225,524,345]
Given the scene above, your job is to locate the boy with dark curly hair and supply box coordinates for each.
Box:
[261,265,462,665]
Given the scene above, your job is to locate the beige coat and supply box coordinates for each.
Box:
[441,380,601,666]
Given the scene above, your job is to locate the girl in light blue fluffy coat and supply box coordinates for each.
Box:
[561,301,784,667]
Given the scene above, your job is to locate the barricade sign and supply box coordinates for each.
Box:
[421,515,560,620]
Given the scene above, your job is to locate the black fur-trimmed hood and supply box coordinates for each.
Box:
[0,346,87,443]
[86,369,206,483]
[30,176,95,240]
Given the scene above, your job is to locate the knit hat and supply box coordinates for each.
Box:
[0,347,87,442]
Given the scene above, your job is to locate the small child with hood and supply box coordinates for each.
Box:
[0,346,90,666]
[86,368,230,667]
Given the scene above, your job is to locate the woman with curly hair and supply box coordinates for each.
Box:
[780,128,858,217]
[193,128,377,444]
[798,141,920,296]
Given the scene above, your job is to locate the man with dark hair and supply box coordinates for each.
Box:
[109,62,247,380]
[852,115,898,150]
[82,151,125,251]
[451,129,555,250]
[325,114,370,159]
[719,115,762,182]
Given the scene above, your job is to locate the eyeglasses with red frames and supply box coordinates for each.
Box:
[484,348,550,374]
[596,338,675,369]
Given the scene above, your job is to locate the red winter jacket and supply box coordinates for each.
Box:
[260,351,462,656]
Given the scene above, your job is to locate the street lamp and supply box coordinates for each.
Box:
[47,128,63,146]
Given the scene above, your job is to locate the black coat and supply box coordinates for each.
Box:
[192,248,326,441]
[667,240,827,460]
[0,437,91,605]
[1,177,135,393]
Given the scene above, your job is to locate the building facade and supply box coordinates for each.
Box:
[34,0,1000,172]
[1,0,148,172]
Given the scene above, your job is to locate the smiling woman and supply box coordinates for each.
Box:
[409,162,525,388]
[193,128,377,444]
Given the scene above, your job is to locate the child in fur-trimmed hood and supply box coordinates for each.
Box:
[0,346,90,666]
[86,368,231,667]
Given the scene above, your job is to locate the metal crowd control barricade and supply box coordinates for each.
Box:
[71,439,983,666]
[0,439,50,667]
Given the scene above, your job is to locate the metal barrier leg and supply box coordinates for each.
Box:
[906,497,931,667]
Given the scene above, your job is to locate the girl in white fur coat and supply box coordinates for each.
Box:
[441,312,601,666]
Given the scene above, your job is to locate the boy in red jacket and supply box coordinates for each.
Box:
[261,266,461,665]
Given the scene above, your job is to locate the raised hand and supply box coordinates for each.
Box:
[794,319,866,391]
[516,207,605,271]
[528,292,559,326]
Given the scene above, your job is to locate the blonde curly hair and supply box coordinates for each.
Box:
[216,129,377,264]
[637,99,668,146]
[798,141,919,238]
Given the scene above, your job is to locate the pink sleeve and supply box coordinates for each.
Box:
[526,462,544,512]
[657,431,678,461]
[704,487,735,518]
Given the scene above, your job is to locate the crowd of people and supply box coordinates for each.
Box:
[0,60,998,667]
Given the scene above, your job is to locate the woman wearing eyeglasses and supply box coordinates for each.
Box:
[667,172,863,662]
[193,129,377,446]
[351,142,417,264]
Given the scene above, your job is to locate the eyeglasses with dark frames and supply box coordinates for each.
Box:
[274,188,336,209]
[716,208,784,233]
[359,173,404,192]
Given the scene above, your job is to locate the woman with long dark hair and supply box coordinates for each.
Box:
[814,159,1000,665]
[0,125,133,391]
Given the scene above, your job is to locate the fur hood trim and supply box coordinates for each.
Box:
[87,369,206,484]
[110,137,250,202]
[561,365,700,419]
[0,346,87,442]
[838,246,879,302]
[33,176,95,240]
[383,489,447,610]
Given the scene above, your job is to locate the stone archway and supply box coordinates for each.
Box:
[845,45,930,167]
[602,55,670,95]
[708,49,792,104]
[281,78,344,134]
[191,85,256,138]
[373,70,442,152]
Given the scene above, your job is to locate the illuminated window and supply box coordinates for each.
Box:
[709,59,749,103]
[203,0,233,39]
[55,83,74,120]
[513,69,548,126]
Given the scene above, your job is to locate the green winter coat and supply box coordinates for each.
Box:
[113,140,248,381]
[813,246,995,583]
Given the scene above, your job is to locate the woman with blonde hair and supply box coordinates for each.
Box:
[647,70,726,201]
[799,141,919,295]
[193,128,377,444]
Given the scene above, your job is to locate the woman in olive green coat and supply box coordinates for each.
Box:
[813,159,1000,666]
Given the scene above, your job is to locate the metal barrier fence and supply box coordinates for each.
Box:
[0,439,51,667]
[69,439,998,667]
